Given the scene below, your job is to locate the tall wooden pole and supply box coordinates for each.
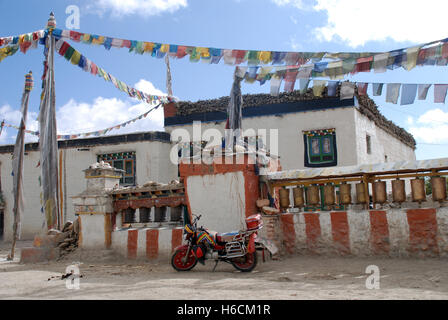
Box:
[39,12,60,231]
[7,71,33,261]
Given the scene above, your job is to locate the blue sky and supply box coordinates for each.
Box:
[0,0,447,160]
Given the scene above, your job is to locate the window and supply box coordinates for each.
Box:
[303,129,337,167]
[97,151,136,186]
[366,135,371,154]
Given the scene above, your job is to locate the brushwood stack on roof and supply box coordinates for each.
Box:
[173,85,416,149]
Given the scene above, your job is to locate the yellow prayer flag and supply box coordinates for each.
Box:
[92,36,105,45]
[197,47,210,58]
[70,50,81,65]
[160,44,169,53]
[259,51,272,64]
[143,42,154,53]
[405,46,421,71]
[312,80,326,97]
[82,34,91,42]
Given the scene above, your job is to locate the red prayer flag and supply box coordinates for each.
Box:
[357,82,368,95]
[58,41,70,56]
[176,46,187,58]
[70,31,82,42]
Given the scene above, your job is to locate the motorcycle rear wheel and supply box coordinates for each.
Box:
[231,252,257,272]
[171,247,198,271]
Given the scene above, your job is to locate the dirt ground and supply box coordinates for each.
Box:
[0,240,447,300]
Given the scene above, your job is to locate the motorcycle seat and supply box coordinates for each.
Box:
[216,231,240,243]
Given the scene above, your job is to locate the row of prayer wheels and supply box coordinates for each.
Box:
[278,176,447,208]
[279,184,342,208]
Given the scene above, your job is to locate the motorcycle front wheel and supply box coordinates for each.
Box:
[171,247,198,271]
[231,252,257,272]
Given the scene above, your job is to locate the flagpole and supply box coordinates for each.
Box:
[39,12,60,231]
[7,71,33,261]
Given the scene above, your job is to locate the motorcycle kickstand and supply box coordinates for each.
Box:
[212,260,219,272]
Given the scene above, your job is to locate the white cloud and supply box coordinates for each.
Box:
[408,108,448,144]
[0,79,166,145]
[56,96,165,136]
[0,104,39,144]
[91,0,188,18]
[312,0,448,47]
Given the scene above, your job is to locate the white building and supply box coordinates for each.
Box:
[0,132,177,241]
[0,89,416,241]
[163,89,416,170]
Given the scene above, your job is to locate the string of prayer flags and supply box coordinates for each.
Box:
[54,27,448,69]
[0,103,162,140]
[0,30,45,52]
[0,45,19,63]
[304,80,448,105]
[54,38,174,105]
[240,42,447,86]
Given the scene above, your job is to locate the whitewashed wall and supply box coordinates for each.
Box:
[186,171,246,233]
[0,139,177,241]
[166,106,359,171]
[353,109,416,165]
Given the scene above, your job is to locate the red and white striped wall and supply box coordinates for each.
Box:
[111,227,184,260]
[280,207,448,257]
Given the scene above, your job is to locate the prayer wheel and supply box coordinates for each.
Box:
[323,184,335,205]
[431,177,447,202]
[373,181,387,204]
[279,188,290,209]
[306,185,320,206]
[356,182,367,204]
[339,182,352,205]
[293,187,305,207]
[411,178,426,202]
[392,179,406,203]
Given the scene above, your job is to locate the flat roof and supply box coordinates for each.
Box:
[0,131,171,154]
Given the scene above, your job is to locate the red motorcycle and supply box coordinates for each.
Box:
[171,213,265,272]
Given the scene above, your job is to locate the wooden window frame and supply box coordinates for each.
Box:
[303,130,337,168]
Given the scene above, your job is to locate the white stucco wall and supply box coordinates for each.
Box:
[0,137,177,241]
[186,171,246,233]
[354,109,416,165]
[167,107,359,171]
[78,214,106,248]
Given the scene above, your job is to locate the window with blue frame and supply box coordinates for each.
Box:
[303,129,337,167]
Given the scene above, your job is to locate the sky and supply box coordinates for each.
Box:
[0,0,447,160]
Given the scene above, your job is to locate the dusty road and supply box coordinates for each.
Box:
[0,241,447,300]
